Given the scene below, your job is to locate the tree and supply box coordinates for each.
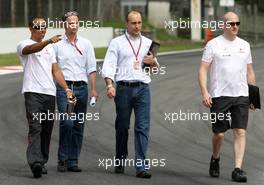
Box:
[0,0,2,24]
[37,0,41,16]
[24,0,28,26]
[11,0,16,27]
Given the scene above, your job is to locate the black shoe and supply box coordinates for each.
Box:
[32,163,42,178]
[136,171,152,179]
[209,156,220,177]
[42,165,47,174]
[67,166,82,172]
[232,168,247,182]
[57,160,67,172]
[114,165,124,174]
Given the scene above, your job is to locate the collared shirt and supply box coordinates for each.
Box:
[102,31,152,83]
[17,39,57,96]
[202,35,252,97]
[53,35,96,83]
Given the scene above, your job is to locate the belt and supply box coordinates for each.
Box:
[117,81,146,87]
[66,81,87,87]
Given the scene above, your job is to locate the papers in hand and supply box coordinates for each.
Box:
[90,97,96,107]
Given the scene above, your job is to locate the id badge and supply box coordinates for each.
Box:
[133,60,140,70]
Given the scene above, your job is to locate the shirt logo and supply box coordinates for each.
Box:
[222,48,231,57]
[43,49,50,55]
[239,48,245,53]
[222,53,231,57]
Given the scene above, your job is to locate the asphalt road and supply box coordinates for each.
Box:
[0,48,264,185]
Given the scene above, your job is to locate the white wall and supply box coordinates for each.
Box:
[148,1,170,28]
[0,27,113,54]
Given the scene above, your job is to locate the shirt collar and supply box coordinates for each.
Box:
[125,30,141,41]
[63,34,79,44]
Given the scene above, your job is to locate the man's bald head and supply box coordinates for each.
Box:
[125,11,142,23]
[222,12,239,23]
[125,10,142,38]
[222,12,240,39]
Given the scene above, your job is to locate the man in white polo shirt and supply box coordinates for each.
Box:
[17,17,73,178]
[198,12,256,182]
[102,10,159,178]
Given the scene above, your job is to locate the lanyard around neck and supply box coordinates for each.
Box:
[125,34,142,61]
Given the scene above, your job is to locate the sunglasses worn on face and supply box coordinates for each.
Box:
[228,22,240,26]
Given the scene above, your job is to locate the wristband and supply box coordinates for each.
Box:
[106,84,113,90]
[65,88,72,93]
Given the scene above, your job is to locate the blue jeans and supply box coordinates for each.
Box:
[56,84,88,167]
[114,83,151,174]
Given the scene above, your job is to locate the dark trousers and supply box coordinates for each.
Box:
[24,92,55,168]
[114,83,151,173]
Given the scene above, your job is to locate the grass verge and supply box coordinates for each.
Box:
[0,42,204,67]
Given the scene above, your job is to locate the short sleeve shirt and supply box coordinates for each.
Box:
[202,35,252,98]
[17,39,57,96]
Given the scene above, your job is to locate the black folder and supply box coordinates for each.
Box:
[142,41,160,69]
[248,84,261,109]
[148,41,160,57]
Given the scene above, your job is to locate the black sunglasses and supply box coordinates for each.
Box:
[228,22,240,26]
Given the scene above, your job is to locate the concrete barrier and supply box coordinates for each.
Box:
[0,27,113,54]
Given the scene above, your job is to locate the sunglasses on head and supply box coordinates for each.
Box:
[227,22,240,26]
[64,11,78,18]
[62,11,79,21]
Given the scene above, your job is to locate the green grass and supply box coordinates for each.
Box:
[101,20,125,28]
[95,47,107,59]
[160,42,204,52]
[155,28,177,41]
[101,18,153,30]
[0,42,204,67]
[0,48,108,67]
[0,53,20,67]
